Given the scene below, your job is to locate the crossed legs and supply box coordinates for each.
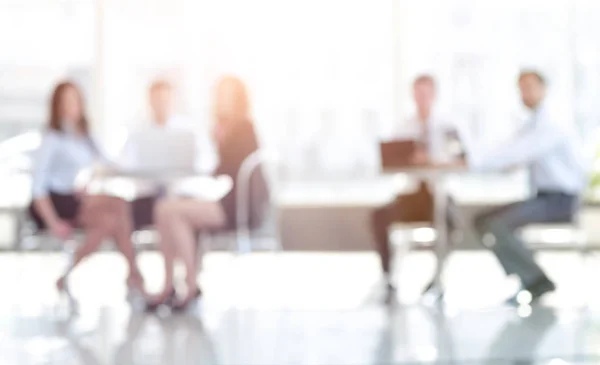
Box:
[150,198,226,305]
[59,195,143,291]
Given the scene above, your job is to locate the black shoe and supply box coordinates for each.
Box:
[385,285,396,305]
[171,288,202,313]
[423,280,435,295]
[506,277,556,306]
[422,279,445,300]
[381,280,397,305]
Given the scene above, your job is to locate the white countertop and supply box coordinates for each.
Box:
[0,170,531,210]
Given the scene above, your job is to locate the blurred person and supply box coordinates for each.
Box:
[29,81,144,296]
[120,80,217,230]
[144,75,268,311]
[371,75,466,299]
[472,70,586,305]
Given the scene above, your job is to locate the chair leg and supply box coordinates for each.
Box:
[236,227,252,254]
[578,233,590,307]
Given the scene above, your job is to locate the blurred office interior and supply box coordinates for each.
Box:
[3,0,600,364]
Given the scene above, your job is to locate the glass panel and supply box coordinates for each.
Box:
[102,0,395,180]
[397,0,573,152]
[0,0,95,142]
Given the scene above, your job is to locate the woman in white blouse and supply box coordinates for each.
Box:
[120,80,218,231]
[29,81,144,296]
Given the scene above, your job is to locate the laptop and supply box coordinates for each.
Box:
[379,140,418,169]
[131,129,196,173]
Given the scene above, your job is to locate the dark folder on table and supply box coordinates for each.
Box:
[379,140,417,169]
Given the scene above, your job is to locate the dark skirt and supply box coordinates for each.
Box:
[29,192,81,230]
[131,196,158,230]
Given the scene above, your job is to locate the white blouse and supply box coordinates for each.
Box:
[31,130,98,198]
[118,115,218,198]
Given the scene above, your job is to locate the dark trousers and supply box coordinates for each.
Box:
[473,192,577,287]
[371,182,457,281]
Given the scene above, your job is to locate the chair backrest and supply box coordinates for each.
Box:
[237,149,282,226]
[235,149,283,252]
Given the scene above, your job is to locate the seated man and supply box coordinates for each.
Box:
[471,70,586,305]
[371,75,467,297]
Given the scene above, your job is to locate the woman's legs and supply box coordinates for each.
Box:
[57,199,118,289]
[100,197,143,285]
[58,215,115,289]
[68,196,143,290]
[151,203,178,301]
[154,198,226,303]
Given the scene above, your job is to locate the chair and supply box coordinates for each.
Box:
[519,208,589,258]
[519,223,587,251]
[231,149,282,254]
[217,149,283,305]
[16,208,81,313]
[519,203,589,253]
[519,213,591,292]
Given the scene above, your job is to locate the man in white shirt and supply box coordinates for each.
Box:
[123,80,217,229]
[371,75,466,299]
[472,70,586,305]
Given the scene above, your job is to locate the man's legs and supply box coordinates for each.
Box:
[370,182,433,291]
[473,195,572,290]
[371,203,395,288]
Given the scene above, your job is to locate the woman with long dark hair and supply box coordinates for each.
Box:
[144,76,268,310]
[30,81,144,296]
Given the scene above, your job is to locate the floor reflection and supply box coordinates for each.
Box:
[113,312,218,365]
[2,252,600,364]
[484,306,557,365]
[3,304,600,365]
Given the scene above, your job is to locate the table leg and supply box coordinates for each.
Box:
[431,177,448,293]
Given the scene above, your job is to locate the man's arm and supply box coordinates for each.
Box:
[470,122,564,171]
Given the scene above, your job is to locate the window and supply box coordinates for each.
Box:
[100,0,395,179]
[2,0,599,181]
[398,0,576,152]
[0,0,95,141]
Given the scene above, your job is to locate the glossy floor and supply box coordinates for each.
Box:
[2,251,600,365]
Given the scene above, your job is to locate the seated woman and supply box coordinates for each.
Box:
[120,79,217,230]
[145,76,268,310]
[29,81,144,296]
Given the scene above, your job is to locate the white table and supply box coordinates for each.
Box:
[384,165,467,295]
[91,167,233,202]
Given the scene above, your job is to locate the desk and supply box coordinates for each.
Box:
[91,167,233,202]
[384,165,467,294]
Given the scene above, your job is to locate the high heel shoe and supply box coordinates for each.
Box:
[144,289,177,312]
[56,276,78,314]
[126,272,146,300]
[170,287,202,313]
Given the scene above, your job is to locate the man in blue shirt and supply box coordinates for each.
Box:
[472,70,587,305]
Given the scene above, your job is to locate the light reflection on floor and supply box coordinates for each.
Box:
[1,251,600,364]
